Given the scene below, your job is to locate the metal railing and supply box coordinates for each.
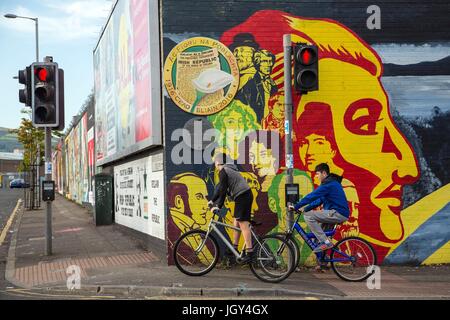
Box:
[23,164,41,210]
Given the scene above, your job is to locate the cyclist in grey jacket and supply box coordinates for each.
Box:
[210,153,254,263]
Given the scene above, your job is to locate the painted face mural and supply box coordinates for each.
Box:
[268,169,317,264]
[263,92,286,137]
[235,47,278,121]
[229,33,260,90]
[220,10,420,260]
[166,173,215,265]
[208,99,261,160]
[238,130,282,193]
[249,140,276,178]
[268,169,314,232]
[234,46,254,71]
[167,173,212,233]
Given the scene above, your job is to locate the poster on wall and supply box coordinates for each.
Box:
[94,0,161,166]
[114,156,165,240]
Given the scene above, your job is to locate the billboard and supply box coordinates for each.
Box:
[114,154,166,240]
[62,104,95,205]
[93,0,161,166]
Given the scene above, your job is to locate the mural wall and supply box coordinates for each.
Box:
[52,140,64,194]
[163,0,450,265]
[53,104,95,206]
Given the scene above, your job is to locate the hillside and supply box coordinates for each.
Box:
[0,127,23,153]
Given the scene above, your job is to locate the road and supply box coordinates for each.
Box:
[0,187,24,299]
[0,188,23,231]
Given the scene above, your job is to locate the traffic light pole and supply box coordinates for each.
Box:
[42,55,52,255]
[283,34,294,230]
[35,18,39,62]
[45,127,52,255]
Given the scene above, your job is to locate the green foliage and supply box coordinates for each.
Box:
[9,109,62,172]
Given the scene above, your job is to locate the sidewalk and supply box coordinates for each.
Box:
[4,195,450,299]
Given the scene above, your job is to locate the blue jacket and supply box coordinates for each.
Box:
[294,174,350,218]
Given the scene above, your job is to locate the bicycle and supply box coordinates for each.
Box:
[273,208,377,282]
[172,208,296,283]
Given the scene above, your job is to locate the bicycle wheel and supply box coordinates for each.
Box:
[173,229,219,276]
[330,236,377,282]
[250,235,296,283]
[270,232,300,269]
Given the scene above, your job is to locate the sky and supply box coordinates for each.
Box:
[0,0,113,130]
[1,0,449,131]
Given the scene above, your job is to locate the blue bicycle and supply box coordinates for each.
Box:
[273,209,377,282]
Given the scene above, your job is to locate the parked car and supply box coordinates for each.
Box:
[10,179,29,188]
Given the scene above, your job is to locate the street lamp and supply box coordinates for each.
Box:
[4,13,39,62]
[5,12,41,222]
[5,12,52,255]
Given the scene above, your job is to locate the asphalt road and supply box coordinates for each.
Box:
[0,188,23,231]
[0,187,24,299]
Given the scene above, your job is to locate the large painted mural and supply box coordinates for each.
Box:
[163,4,449,266]
[53,104,95,206]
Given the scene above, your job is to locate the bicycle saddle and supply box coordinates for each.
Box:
[322,223,337,232]
[250,220,262,227]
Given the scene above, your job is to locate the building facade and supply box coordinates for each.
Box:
[56,0,450,266]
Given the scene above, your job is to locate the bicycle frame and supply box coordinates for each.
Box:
[197,213,274,262]
[287,214,354,263]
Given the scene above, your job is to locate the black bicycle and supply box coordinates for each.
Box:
[173,209,296,283]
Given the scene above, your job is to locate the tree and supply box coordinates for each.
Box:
[9,109,63,172]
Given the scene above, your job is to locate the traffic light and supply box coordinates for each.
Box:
[18,66,32,106]
[31,62,62,128]
[293,43,319,93]
[56,68,65,131]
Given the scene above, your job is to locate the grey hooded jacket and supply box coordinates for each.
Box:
[211,164,251,208]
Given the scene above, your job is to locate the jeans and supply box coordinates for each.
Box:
[303,209,348,244]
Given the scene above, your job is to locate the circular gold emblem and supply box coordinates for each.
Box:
[163,37,240,115]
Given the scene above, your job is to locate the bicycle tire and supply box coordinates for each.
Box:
[270,232,301,269]
[330,236,378,282]
[249,235,296,283]
[173,229,220,276]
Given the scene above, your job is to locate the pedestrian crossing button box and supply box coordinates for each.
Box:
[42,181,55,201]
[285,183,300,206]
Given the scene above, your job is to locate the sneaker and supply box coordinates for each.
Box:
[226,254,237,266]
[314,265,326,273]
[313,241,334,253]
[239,251,255,264]
[315,261,330,271]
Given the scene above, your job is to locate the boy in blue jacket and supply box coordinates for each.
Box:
[289,163,349,253]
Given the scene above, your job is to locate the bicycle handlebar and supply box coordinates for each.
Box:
[288,207,302,215]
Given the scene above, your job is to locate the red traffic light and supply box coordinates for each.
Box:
[302,49,312,64]
[31,61,62,128]
[296,47,317,66]
[35,67,50,82]
[293,44,319,92]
